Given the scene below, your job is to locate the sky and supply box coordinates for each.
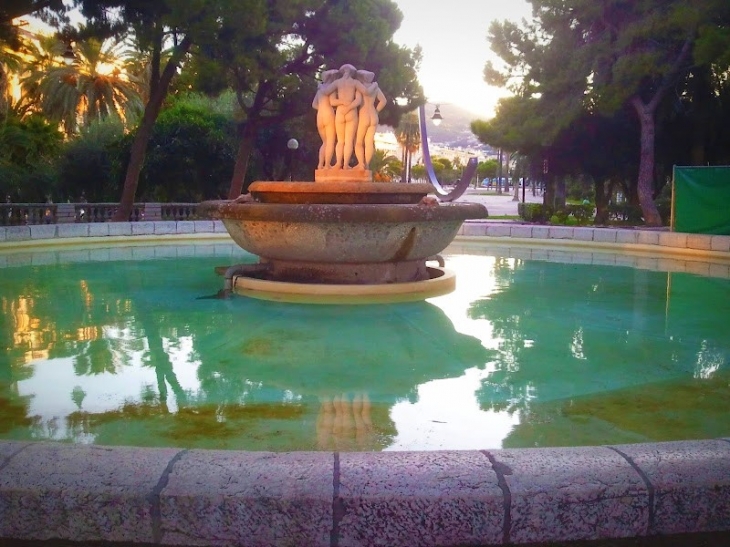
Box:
[392,0,533,119]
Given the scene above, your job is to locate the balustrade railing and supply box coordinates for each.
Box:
[0,203,199,226]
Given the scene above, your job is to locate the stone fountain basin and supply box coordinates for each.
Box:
[198,201,487,263]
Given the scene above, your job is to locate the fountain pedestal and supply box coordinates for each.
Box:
[314,169,373,183]
[199,180,487,303]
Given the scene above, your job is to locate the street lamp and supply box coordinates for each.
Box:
[286,138,299,181]
[431,105,443,126]
[62,42,76,66]
[418,103,478,202]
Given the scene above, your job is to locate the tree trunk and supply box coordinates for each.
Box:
[113,36,192,222]
[630,96,662,226]
[594,179,610,225]
[689,66,713,166]
[407,150,413,183]
[543,176,555,209]
[401,147,407,183]
[0,64,8,118]
[228,123,257,198]
[626,38,692,227]
[554,178,566,209]
[496,149,503,194]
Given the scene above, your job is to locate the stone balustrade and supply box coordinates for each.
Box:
[0,202,199,226]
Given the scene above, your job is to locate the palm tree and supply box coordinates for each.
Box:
[16,34,66,113]
[394,112,421,183]
[1,44,24,118]
[21,35,143,135]
[369,149,401,182]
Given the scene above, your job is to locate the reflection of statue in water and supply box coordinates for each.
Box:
[354,70,387,170]
[312,69,339,169]
[316,393,378,451]
[320,64,362,169]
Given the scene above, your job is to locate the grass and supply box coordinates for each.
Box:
[487,215,521,220]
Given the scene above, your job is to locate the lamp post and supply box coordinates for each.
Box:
[417,103,478,202]
[430,104,443,126]
[62,42,76,66]
[286,138,299,181]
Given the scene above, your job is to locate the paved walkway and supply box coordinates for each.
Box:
[455,188,542,217]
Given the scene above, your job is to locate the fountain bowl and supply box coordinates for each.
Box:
[198,199,487,284]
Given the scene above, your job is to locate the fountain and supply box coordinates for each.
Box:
[199,64,487,303]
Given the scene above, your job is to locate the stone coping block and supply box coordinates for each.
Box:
[0,443,181,544]
[0,440,729,546]
[338,451,503,547]
[493,446,649,544]
[57,223,89,238]
[161,450,333,547]
[612,440,730,536]
[1,221,728,263]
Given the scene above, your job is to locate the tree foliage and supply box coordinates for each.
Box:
[137,98,236,202]
[55,117,126,202]
[183,0,423,196]
[0,113,62,201]
[21,35,143,134]
[475,0,730,226]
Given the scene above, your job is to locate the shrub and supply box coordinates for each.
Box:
[518,203,553,222]
[654,185,672,226]
[607,203,643,223]
[519,202,594,225]
[565,203,594,224]
[0,114,63,202]
[55,118,127,202]
[136,101,237,202]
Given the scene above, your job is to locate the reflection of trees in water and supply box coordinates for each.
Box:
[469,259,730,447]
[1,255,496,449]
[58,300,491,449]
[0,388,40,437]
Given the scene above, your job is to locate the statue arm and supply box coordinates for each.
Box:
[320,81,338,96]
[345,92,362,112]
[375,88,387,112]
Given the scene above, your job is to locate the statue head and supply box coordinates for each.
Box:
[356,70,375,84]
[339,64,357,77]
[321,69,339,84]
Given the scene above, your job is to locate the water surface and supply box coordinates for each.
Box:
[0,241,728,450]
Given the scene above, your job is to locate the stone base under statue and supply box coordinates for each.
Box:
[315,169,373,183]
[248,181,435,204]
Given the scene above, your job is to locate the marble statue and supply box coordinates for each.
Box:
[318,64,363,170]
[354,70,387,170]
[312,69,339,169]
[313,64,388,173]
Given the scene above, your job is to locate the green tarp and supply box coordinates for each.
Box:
[673,166,730,234]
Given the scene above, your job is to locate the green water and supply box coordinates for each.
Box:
[0,242,728,451]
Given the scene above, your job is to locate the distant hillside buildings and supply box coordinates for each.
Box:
[375,130,498,167]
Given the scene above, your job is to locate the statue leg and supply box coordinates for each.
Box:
[343,118,357,169]
[354,124,367,169]
[324,125,336,169]
[364,126,377,167]
[334,112,345,169]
